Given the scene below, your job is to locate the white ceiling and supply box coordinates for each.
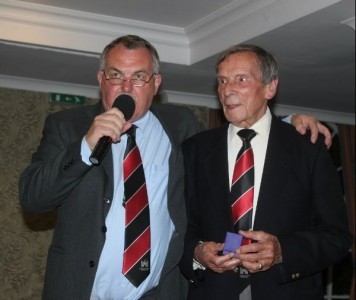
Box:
[0,0,354,124]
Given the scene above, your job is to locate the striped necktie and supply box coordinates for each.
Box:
[122,125,151,287]
[230,128,256,236]
[230,128,256,300]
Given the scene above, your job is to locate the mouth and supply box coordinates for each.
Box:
[224,103,241,110]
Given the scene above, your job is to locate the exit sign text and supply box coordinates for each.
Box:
[50,93,86,104]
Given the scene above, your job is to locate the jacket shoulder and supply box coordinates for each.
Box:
[46,103,100,122]
[151,103,198,120]
[271,116,326,150]
[151,103,204,141]
[182,124,228,157]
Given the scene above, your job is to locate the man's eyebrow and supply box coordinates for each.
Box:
[107,68,148,75]
[132,69,149,74]
[107,67,123,73]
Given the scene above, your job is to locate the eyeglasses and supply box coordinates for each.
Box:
[104,71,156,87]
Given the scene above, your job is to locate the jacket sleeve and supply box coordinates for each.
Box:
[179,139,202,284]
[275,137,352,283]
[19,112,92,212]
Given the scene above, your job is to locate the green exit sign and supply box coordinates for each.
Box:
[50,93,86,104]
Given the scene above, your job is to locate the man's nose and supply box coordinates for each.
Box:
[222,79,236,96]
[121,79,133,93]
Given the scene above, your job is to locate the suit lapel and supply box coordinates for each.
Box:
[149,105,185,230]
[204,126,230,198]
[203,125,234,230]
[149,104,180,149]
[254,117,290,229]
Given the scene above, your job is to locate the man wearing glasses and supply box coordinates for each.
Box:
[19,35,332,300]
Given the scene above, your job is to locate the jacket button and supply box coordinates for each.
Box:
[89,260,95,268]
[101,226,107,233]
[104,198,111,204]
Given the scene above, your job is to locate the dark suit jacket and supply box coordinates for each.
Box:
[19,102,202,300]
[180,115,352,300]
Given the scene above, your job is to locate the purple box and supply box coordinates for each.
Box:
[223,232,243,255]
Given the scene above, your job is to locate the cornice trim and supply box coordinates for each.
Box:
[186,0,341,63]
[0,0,342,65]
[0,0,189,64]
[341,16,355,30]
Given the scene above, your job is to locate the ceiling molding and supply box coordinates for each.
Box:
[0,0,189,64]
[0,0,342,66]
[272,104,355,126]
[341,16,355,30]
[187,0,342,63]
[161,90,219,109]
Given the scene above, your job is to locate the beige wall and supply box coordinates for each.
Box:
[0,87,208,299]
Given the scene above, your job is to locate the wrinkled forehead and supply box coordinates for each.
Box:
[217,52,262,76]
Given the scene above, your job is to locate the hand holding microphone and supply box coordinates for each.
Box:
[88,94,135,165]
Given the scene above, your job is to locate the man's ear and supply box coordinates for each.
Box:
[97,70,103,85]
[265,79,278,100]
[154,74,162,95]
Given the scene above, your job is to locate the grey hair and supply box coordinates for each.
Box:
[99,35,160,74]
[216,44,278,84]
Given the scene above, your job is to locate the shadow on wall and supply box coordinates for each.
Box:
[22,211,57,232]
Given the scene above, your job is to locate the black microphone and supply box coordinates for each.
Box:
[89,94,135,165]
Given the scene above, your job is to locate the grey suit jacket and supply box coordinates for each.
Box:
[180,115,352,300]
[19,101,202,300]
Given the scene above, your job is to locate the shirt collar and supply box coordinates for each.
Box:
[228,107,272,141]
[131,110,152,137]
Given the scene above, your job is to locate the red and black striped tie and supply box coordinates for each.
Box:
[230,129,257,243]
[122,125,150,287]
[230,128,256,299]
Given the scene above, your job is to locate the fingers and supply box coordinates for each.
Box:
[306,120,332,148]
[194,242,239,273]
[86,108,128,150]
[258,262,263,271]
[291,114,307,135]
[293,115,317,139]
[317,122,332,148]
[291,114,332,148]
[237,230,283,272]
[195,232,283,274]
[309,123,318,144]
[240,261,264,273]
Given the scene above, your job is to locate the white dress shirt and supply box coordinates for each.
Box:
[227,108,272,228]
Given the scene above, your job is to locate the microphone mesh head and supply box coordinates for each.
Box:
[112,94,135,120]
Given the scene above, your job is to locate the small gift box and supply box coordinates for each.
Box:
[222,232,243,255]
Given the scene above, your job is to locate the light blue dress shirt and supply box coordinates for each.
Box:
[82,111,174,300]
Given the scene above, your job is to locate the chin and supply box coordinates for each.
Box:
[225,114,243,125]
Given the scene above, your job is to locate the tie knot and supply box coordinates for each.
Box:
[237,129,256,142]
[126,125,137,138]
